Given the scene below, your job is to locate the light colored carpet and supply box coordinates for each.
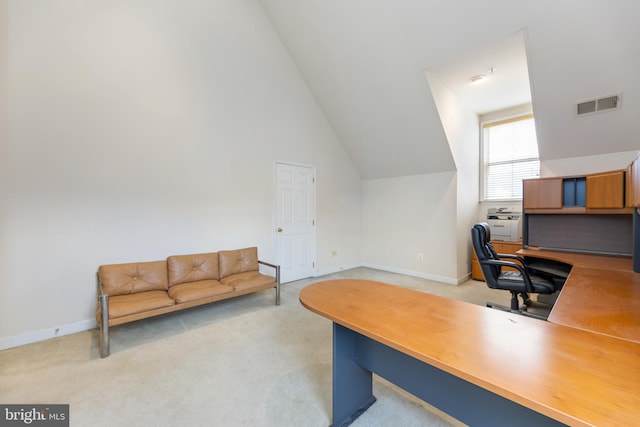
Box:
[0,268,549,426]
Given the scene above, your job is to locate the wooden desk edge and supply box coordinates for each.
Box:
[518,248,639,342]
[517,247,633,270]
[299,280,639,427]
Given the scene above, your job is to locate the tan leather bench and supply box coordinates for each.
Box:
[97,247,279,357]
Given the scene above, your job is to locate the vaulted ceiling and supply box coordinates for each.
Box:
[259,0,640,179]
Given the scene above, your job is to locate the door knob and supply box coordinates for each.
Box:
[277,227,283,232]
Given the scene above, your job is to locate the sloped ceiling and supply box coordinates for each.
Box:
[259,0,640,179]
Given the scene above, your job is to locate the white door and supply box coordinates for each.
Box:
[276,162,316,283]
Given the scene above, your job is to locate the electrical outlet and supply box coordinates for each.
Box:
[417,253,424,261]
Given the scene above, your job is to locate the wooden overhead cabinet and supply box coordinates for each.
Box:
[633,154,640,207]
[523,178,562,210]
[524,170,629,213]
[626,162,634,208]
[586,170,625,209]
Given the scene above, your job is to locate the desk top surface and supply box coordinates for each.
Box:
[518,248,640,342]
[300,279,640,427]
[518,248,633,270]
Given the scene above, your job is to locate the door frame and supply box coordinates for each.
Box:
[274,160,317,282]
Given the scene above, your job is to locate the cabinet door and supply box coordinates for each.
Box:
[471,257,484,280]
[586,170,625,208]
[626,163,633,208]
[523,178,562,209]
[633,157,640,207]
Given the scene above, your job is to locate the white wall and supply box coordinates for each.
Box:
[359,71,480,286]
[361,171,458,284]
[358,70,488,286]
[0,0,6,209]
[426,71,481,282]
[0,0,361,348]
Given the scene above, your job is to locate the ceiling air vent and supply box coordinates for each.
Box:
[576,93,622,117]
[577,100,596,115]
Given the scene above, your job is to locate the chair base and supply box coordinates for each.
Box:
[486,301,549,321]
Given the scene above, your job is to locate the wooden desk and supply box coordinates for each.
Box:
[518,248,640,342]
[300,279,640,427]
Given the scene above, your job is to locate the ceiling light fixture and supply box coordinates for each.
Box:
[469,75,487,84]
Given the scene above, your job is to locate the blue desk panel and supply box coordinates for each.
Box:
[331,323,565,427]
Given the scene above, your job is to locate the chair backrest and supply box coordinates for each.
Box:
[471,223,502,285]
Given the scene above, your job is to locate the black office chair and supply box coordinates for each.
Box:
[471,222,560,320]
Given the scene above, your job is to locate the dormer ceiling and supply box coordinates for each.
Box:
[259,0,640,179]
[426,30,531,116]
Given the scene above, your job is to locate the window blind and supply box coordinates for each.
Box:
[482,114,539,201]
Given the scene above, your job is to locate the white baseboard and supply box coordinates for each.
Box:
[0,319,97,351]
[313,263,362,277]
[361,262,460,285]
[457,272,472,284]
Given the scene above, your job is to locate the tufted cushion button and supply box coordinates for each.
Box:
[133,276,138,281]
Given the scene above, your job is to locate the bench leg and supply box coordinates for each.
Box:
[99,294,110,358]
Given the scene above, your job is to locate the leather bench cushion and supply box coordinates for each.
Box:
[168,279,233,304]
[108,290,175,319]
[99,261,168,296]
[220,271,275,292]
[219,247,259,279]
[167,252,219,287]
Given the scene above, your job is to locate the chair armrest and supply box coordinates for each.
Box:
[258,259,278,269]
[258,260,280,282]
[97,272,106,297]
[496,253,526,265]
[96,272,110,322]
[258,260,281,305]
[96,273,109,314]
[480,259,535,292]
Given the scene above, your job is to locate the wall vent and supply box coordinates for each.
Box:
[576,93,622,117]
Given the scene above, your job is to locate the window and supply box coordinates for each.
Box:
[481,113,539,201]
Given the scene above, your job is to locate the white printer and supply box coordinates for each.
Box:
[486,208,522,242]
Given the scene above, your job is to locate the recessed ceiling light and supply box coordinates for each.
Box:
[469,75,487,84]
